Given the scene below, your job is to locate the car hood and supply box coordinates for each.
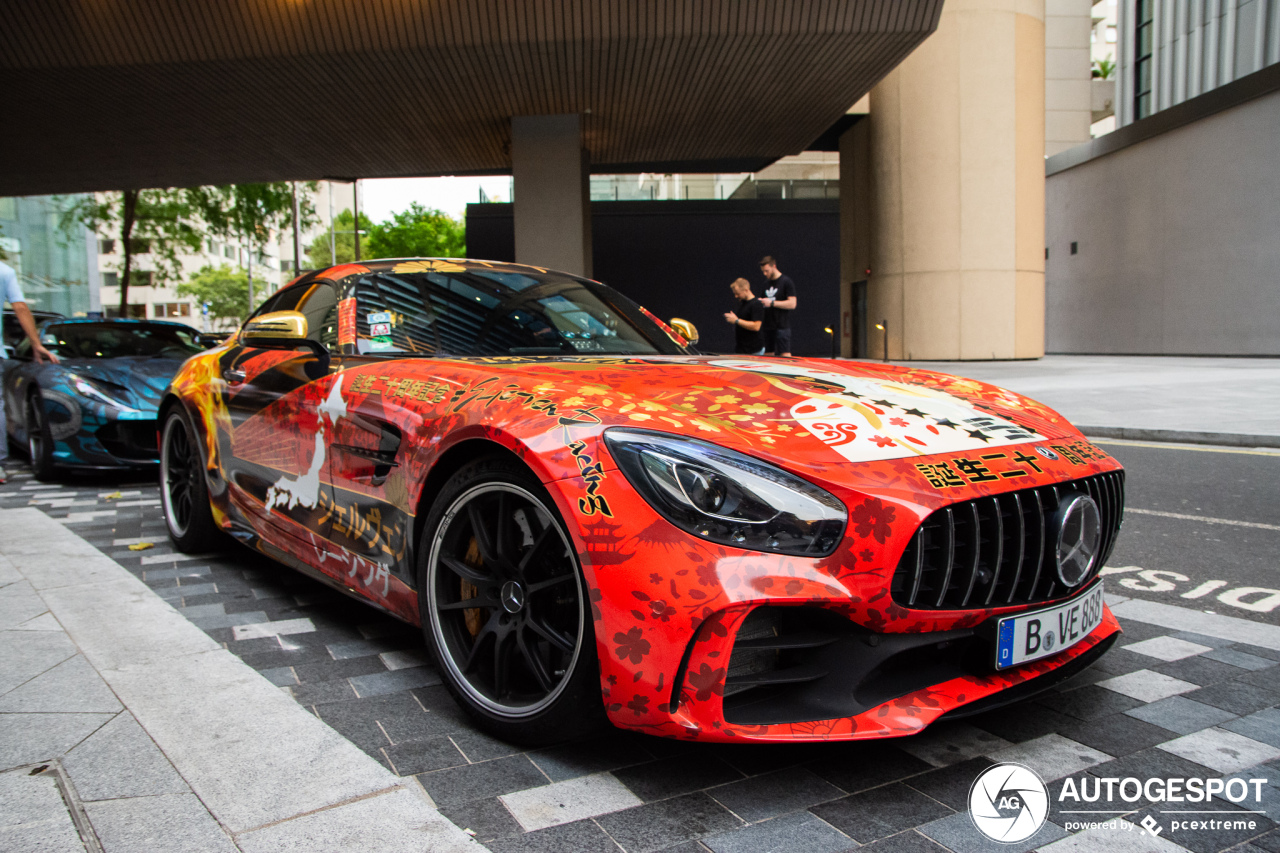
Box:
[62,355,187,412]
[467,355,1078,471]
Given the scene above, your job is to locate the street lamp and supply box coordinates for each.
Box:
[875,320,888,362]
[824,326,836,359]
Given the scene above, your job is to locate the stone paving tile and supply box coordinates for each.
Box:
[1253,829,1280,852]
[0,653,121,713]
[528,735,655,782]
[484,818,624,853]
[1155,655,1249,688]
[700,811,853,853]
[594,792,743,853]
[288,679,358,705]
[449,729,527,763]
[500,771,643,832]
[1088,748,1218,808]
[380,648,432,671]
[1173,631,1236,649]
[896,722,1012,768]
[1038,822,1190,852]
[1040,684,1146,720]
[806,741,936,794]
[904,756,994,811]
[809,782,953,844]
[1126,696,1240,734]
[1158,728,1280,774]
[705,766,844,823]
[969,703,1080,743]
[0,711,115,769]
[416,754,551,809]
[85,792,238,853]
[381,736,468,776]
[987,733,1112,782]
[439,797,524,843]
[1233,645,1280,663]
[1059,710,1174,756]
[918,811,1067,853]
[1124,636,1214,661]
[1098,670,1200,702]
[1203,648,1277,671]
[291,654,387,684]
[63,711,188,801]
[612,753,745,802]
[855,830,951,853]
[1241,667,1280,692]
[349,666,442,697]
[1221,708,1280,749]
[1185,681,1280,716]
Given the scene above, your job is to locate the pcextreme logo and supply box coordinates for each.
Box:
[969,763,1049,843]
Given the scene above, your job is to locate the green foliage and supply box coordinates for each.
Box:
[365,202,465,260]
[186,182,319,253]
[64,188,204,312]
[1093,56,1116,80]
[176,264,273,329]
[305,209,374,269]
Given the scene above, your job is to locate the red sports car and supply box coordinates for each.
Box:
[159,258,1123,744]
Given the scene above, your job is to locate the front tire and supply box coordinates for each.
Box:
[418,455,606,745]
[26,390,55,481]
[160,406,221,553]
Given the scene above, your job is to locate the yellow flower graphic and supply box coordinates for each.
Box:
[714,395,741,404]
[628,413,653,422]
[743,403,774,414]
[562,397,586,407]
[392,259,467,274]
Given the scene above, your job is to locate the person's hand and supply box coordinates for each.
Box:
[760,297,773,308]
[723,311,739,325]
[33,343,60,364]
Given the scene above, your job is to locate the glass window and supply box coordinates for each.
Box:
[350,266,692,357]
[99,239,116,254]
[103,272,118,289]
[39,322,204,359]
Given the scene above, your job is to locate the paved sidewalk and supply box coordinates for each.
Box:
[2,470,1279,852]
[899,355,1280,447]
[0,506,480,853]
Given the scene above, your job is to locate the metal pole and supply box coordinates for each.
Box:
[352,179,361,262]
[882,320,889,362]
[246,236,254,312]
[328,182,336,265]
[291,181,301,276]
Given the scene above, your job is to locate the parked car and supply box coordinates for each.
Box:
[1,308,65,358]
[3,319,207,478]
[159,258,1124,744]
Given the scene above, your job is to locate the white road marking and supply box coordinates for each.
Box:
[1181,580,1228,599]
[1126,507,1280,532]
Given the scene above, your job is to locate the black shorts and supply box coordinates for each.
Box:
[763,327,791,355]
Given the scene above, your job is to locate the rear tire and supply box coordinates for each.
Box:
[26,389,55,482]
[418,454,607,745]
[159,406,221,553]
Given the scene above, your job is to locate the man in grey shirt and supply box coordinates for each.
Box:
[1,260,59,482]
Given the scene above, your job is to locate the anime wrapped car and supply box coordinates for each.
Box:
[159,259,1124,744]
[4,319,208,479]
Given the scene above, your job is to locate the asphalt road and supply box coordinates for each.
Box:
[1097,438,1280,625]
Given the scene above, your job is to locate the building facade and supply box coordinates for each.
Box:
[0,195,98,317]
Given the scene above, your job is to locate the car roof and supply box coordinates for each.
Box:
[43,317,194,330]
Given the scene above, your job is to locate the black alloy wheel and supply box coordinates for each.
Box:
[420,455,605,744]
[26,390,55,481]
[159,407,221,553]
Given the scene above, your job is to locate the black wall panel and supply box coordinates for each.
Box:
[466,200,841,358]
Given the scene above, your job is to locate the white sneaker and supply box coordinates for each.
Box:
[0,466,7,484]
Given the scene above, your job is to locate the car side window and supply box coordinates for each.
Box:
[353,274,441,355]
[11,337,31,361]
[245,281,338,349]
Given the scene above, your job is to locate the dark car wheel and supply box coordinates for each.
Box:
[160,406,221,553]
[419,455,606,745]
[26,389,56,481]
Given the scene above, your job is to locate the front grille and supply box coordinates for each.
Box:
[890,470,1124,611]
[96,420,159,461]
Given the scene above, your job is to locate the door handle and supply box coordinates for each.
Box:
[222,368,246,383]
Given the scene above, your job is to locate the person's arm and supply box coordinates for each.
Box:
[771,296,797,310]
[737,316,762,332]
[12,302,59,363]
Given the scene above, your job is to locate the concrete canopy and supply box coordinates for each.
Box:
[1,0,940,196]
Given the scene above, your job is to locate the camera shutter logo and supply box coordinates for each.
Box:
[969,763,1049,843]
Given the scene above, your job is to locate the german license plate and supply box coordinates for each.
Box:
[995,581,1104,670]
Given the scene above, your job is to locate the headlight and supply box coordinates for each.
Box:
[604,428,847,557]
[72,375,138,412]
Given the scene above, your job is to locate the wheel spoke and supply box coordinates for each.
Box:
[492,630,513,700]
[494,492,510,560]
[437,597,499,611]
[440,554,493,585]
[526,615,576,654]
[517,523,557,572]
[466,502,499,565]
[526,573,574,595]
[517,630,555,692]
[459,612,500,673]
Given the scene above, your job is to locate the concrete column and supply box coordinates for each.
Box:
[511,114,592,278]
[838,119,871,358]
[863,0,1046,360]
[1045,0,1094,155]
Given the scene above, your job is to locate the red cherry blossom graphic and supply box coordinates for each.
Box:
[686,664,727,702]
[871,435,896,447]
[613,627,651,664]
[851,498,896,543]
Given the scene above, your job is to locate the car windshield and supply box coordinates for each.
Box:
[40,322,205,359]
[352,265,694,357]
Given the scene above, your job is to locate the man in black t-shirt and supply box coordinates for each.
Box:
[723,277,765,354]
[758,255,797,356]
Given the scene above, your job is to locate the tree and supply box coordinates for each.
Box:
[365,202,466,259]
[176,264,272,329]
[186,182,318,304]
[305,208,375,269]
[64,189,203,314]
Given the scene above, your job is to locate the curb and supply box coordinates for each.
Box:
[1080,425,1280,449]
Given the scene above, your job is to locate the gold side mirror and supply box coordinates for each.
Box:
[669,317,699,345]
[243,310,308,341]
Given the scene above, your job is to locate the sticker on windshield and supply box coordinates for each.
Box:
[369,336,394,351]
[367,312,392,325]
[370,322,391,337]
